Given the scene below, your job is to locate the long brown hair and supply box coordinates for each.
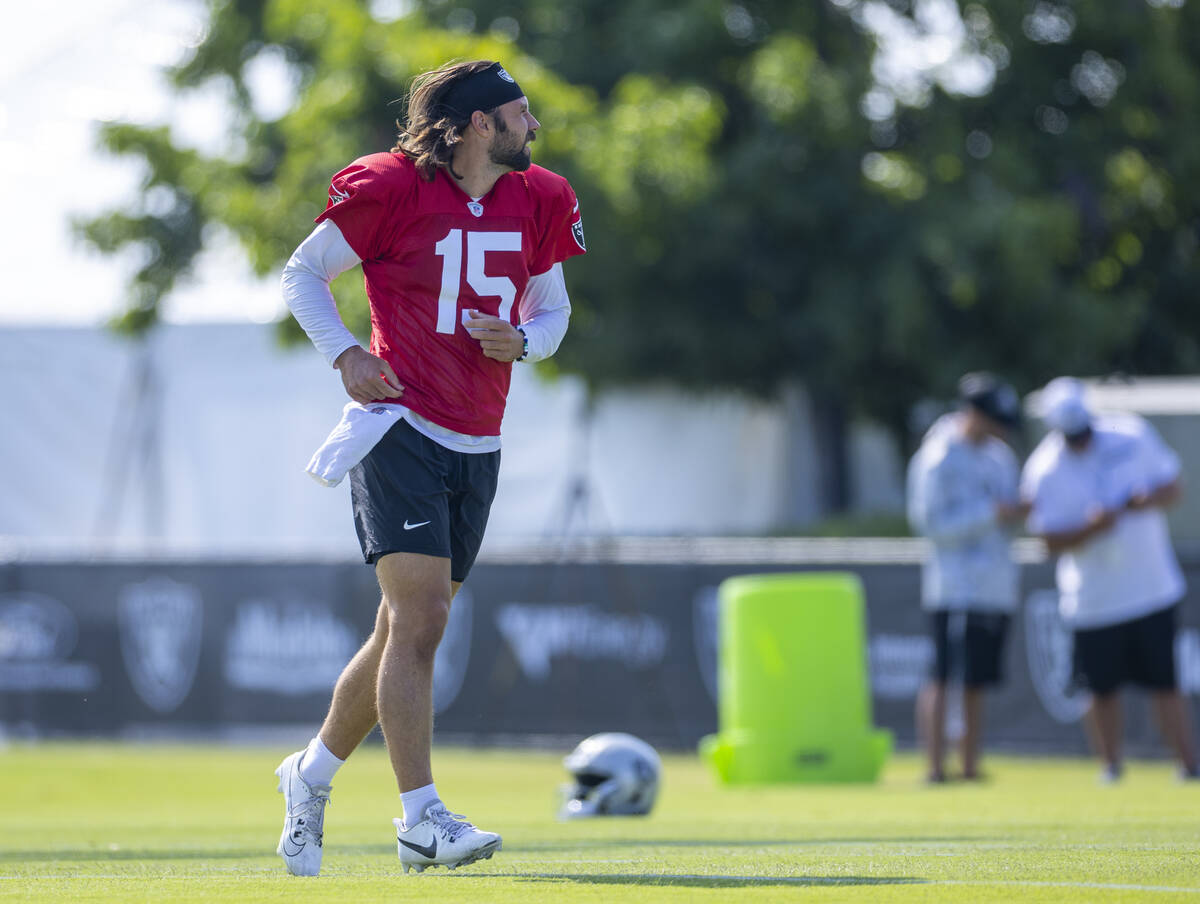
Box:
[391,60,497,181]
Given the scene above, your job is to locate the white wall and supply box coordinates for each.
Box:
[3,324,894,556]
[585,386,793,535]
[850,420,906,514]
[3,326,352,555]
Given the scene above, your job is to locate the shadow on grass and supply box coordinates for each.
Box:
[464,872,926,888]
[509,836,989,852]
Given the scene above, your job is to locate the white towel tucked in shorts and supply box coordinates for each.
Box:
[306,402,404,487]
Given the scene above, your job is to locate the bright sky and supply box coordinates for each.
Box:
[0,0,285,325]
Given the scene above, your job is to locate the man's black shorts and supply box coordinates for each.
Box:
[928,610,1011,688]
[1072,604,1178,696]
[348,419,500,583]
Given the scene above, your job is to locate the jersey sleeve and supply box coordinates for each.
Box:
[530,176,586,275]
[314,159,396,262]
[1138,420,1182,487]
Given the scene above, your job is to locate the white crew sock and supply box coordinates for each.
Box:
[400,783,441,827]
[298,735,344,787]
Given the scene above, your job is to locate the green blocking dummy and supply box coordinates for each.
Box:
[700,572,892,783]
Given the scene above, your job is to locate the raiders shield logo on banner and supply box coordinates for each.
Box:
[118,577,204,714]
[1023,589,1089,724]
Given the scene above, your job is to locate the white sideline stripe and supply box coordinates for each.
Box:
[518,875,1200,894]
[2,874,1199,894]
[944,880,1200,895]
[507,859,638,864]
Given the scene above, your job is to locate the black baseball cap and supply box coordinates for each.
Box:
[958,371,1021,428]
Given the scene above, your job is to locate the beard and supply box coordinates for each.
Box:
[490,115,533,171]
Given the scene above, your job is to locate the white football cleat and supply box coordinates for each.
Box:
[394,804,502,874]
[275,751,332,877]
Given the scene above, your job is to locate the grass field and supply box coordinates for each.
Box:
[5,742,1199,902]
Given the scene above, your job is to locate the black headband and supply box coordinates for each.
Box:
[439,63,525,119]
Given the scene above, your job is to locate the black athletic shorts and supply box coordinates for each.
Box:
[1072,604,1179,696]
[348,419,500,583]
[928,610,1011,688]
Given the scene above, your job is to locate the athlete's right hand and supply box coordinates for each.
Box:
[334,346,404,404]
[1086,507,1119,535]
[995,500,1030,524]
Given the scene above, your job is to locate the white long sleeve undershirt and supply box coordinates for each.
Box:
[517,260,571,362]
[280,220,363,368]
[281,219,572,453]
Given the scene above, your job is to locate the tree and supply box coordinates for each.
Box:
[845,0,1200,400]
[79,0,1200,514]
[78,3,602,338]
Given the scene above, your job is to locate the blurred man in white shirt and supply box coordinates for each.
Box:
[1022,377,1198,782]
[908,372,1026,783]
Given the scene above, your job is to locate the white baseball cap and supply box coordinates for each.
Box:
[1038,376,1092,436]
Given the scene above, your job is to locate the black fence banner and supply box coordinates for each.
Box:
[2,550,1197,754]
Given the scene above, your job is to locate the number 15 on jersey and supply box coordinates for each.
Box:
[433,229,522,334]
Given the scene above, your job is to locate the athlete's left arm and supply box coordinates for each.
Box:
[1125,423,1184,511]
[516,263,571,362]
[1126,477,1183,511]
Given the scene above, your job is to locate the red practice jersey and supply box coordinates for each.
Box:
[316,153,585,436]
